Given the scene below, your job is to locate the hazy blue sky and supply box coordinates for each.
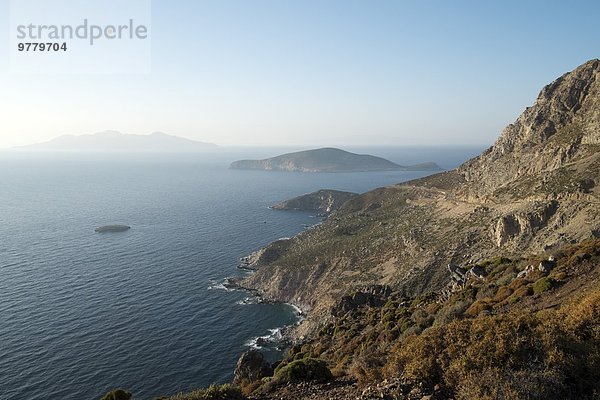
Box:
[0,0,598,148]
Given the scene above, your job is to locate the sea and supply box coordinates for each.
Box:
[0,146,484,399]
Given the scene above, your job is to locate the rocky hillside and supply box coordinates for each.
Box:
[271,189,358,217]
[230,148,442,173]
[103,59,600,400]
[246,239,600,399]
[147,239,600,400]
[240,60,600,341]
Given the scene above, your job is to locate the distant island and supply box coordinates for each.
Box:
[271,189,357,216]
[95,225,131,233]
[230,148,442,173]
[17,131,217,152]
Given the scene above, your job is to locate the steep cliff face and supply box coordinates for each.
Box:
[240,60,600,339]
[271,189,358,216]
[458,59,599,197]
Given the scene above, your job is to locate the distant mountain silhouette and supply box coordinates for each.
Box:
[18,131,217,152]
[230,147,442,173]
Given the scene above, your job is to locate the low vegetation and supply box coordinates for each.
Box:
[383,291,600,399]
[102,240,600,399]
[272,239,600,399]
[100,389,132,400]
[272,358,333,384]
[160,384,244,400]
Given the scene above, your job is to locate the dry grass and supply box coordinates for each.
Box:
[382,288,600,399]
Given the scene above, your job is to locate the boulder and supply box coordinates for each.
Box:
[331,285,392,316]
[448,263,467,282]
[517,264,538,278]
[538,257,557,274]
[493,215,521,247]
[100,389,131,400]
[468,265,488,279]
[233,350,273,385]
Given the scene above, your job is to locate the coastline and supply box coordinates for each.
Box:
[225,261,308,353]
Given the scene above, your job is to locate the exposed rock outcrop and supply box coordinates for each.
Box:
[538,256,557,274]
[233,350,273,385]
[271,189,358,217]
[239,238,292,270]
[331,285,392,317]
[459,59,600,197]
[492,201,559,247]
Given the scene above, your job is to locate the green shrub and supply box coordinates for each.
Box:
[273,358,333,384]
[400,324,422,338]
[349,352,385,385]
[382,289,600,399]
[411,308,434,329]
[533,277,555,294]
[293,351,306,360]
[101,389,131,400]
[495,273,514,287]
[480,257,511,268]
[564,290,600,341]
[465,299,493,317]
[289,343,302,356]
[476,284,498,300]
[166,384,245,400]
[435,300,471,325]
[455,368,565,400]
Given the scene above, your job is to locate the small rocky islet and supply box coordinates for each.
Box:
[94,225,131,233]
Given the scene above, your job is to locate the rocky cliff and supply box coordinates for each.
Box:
[458,59,599,197]
[271,189,358,216]
[240,60,600,339]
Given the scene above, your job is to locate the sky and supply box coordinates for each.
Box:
[0,0,598,149]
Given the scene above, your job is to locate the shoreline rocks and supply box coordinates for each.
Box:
[233,350,273,385]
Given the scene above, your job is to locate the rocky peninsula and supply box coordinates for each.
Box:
[271,189,358,217]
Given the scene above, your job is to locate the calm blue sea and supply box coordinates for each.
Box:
[0,146,483,400]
